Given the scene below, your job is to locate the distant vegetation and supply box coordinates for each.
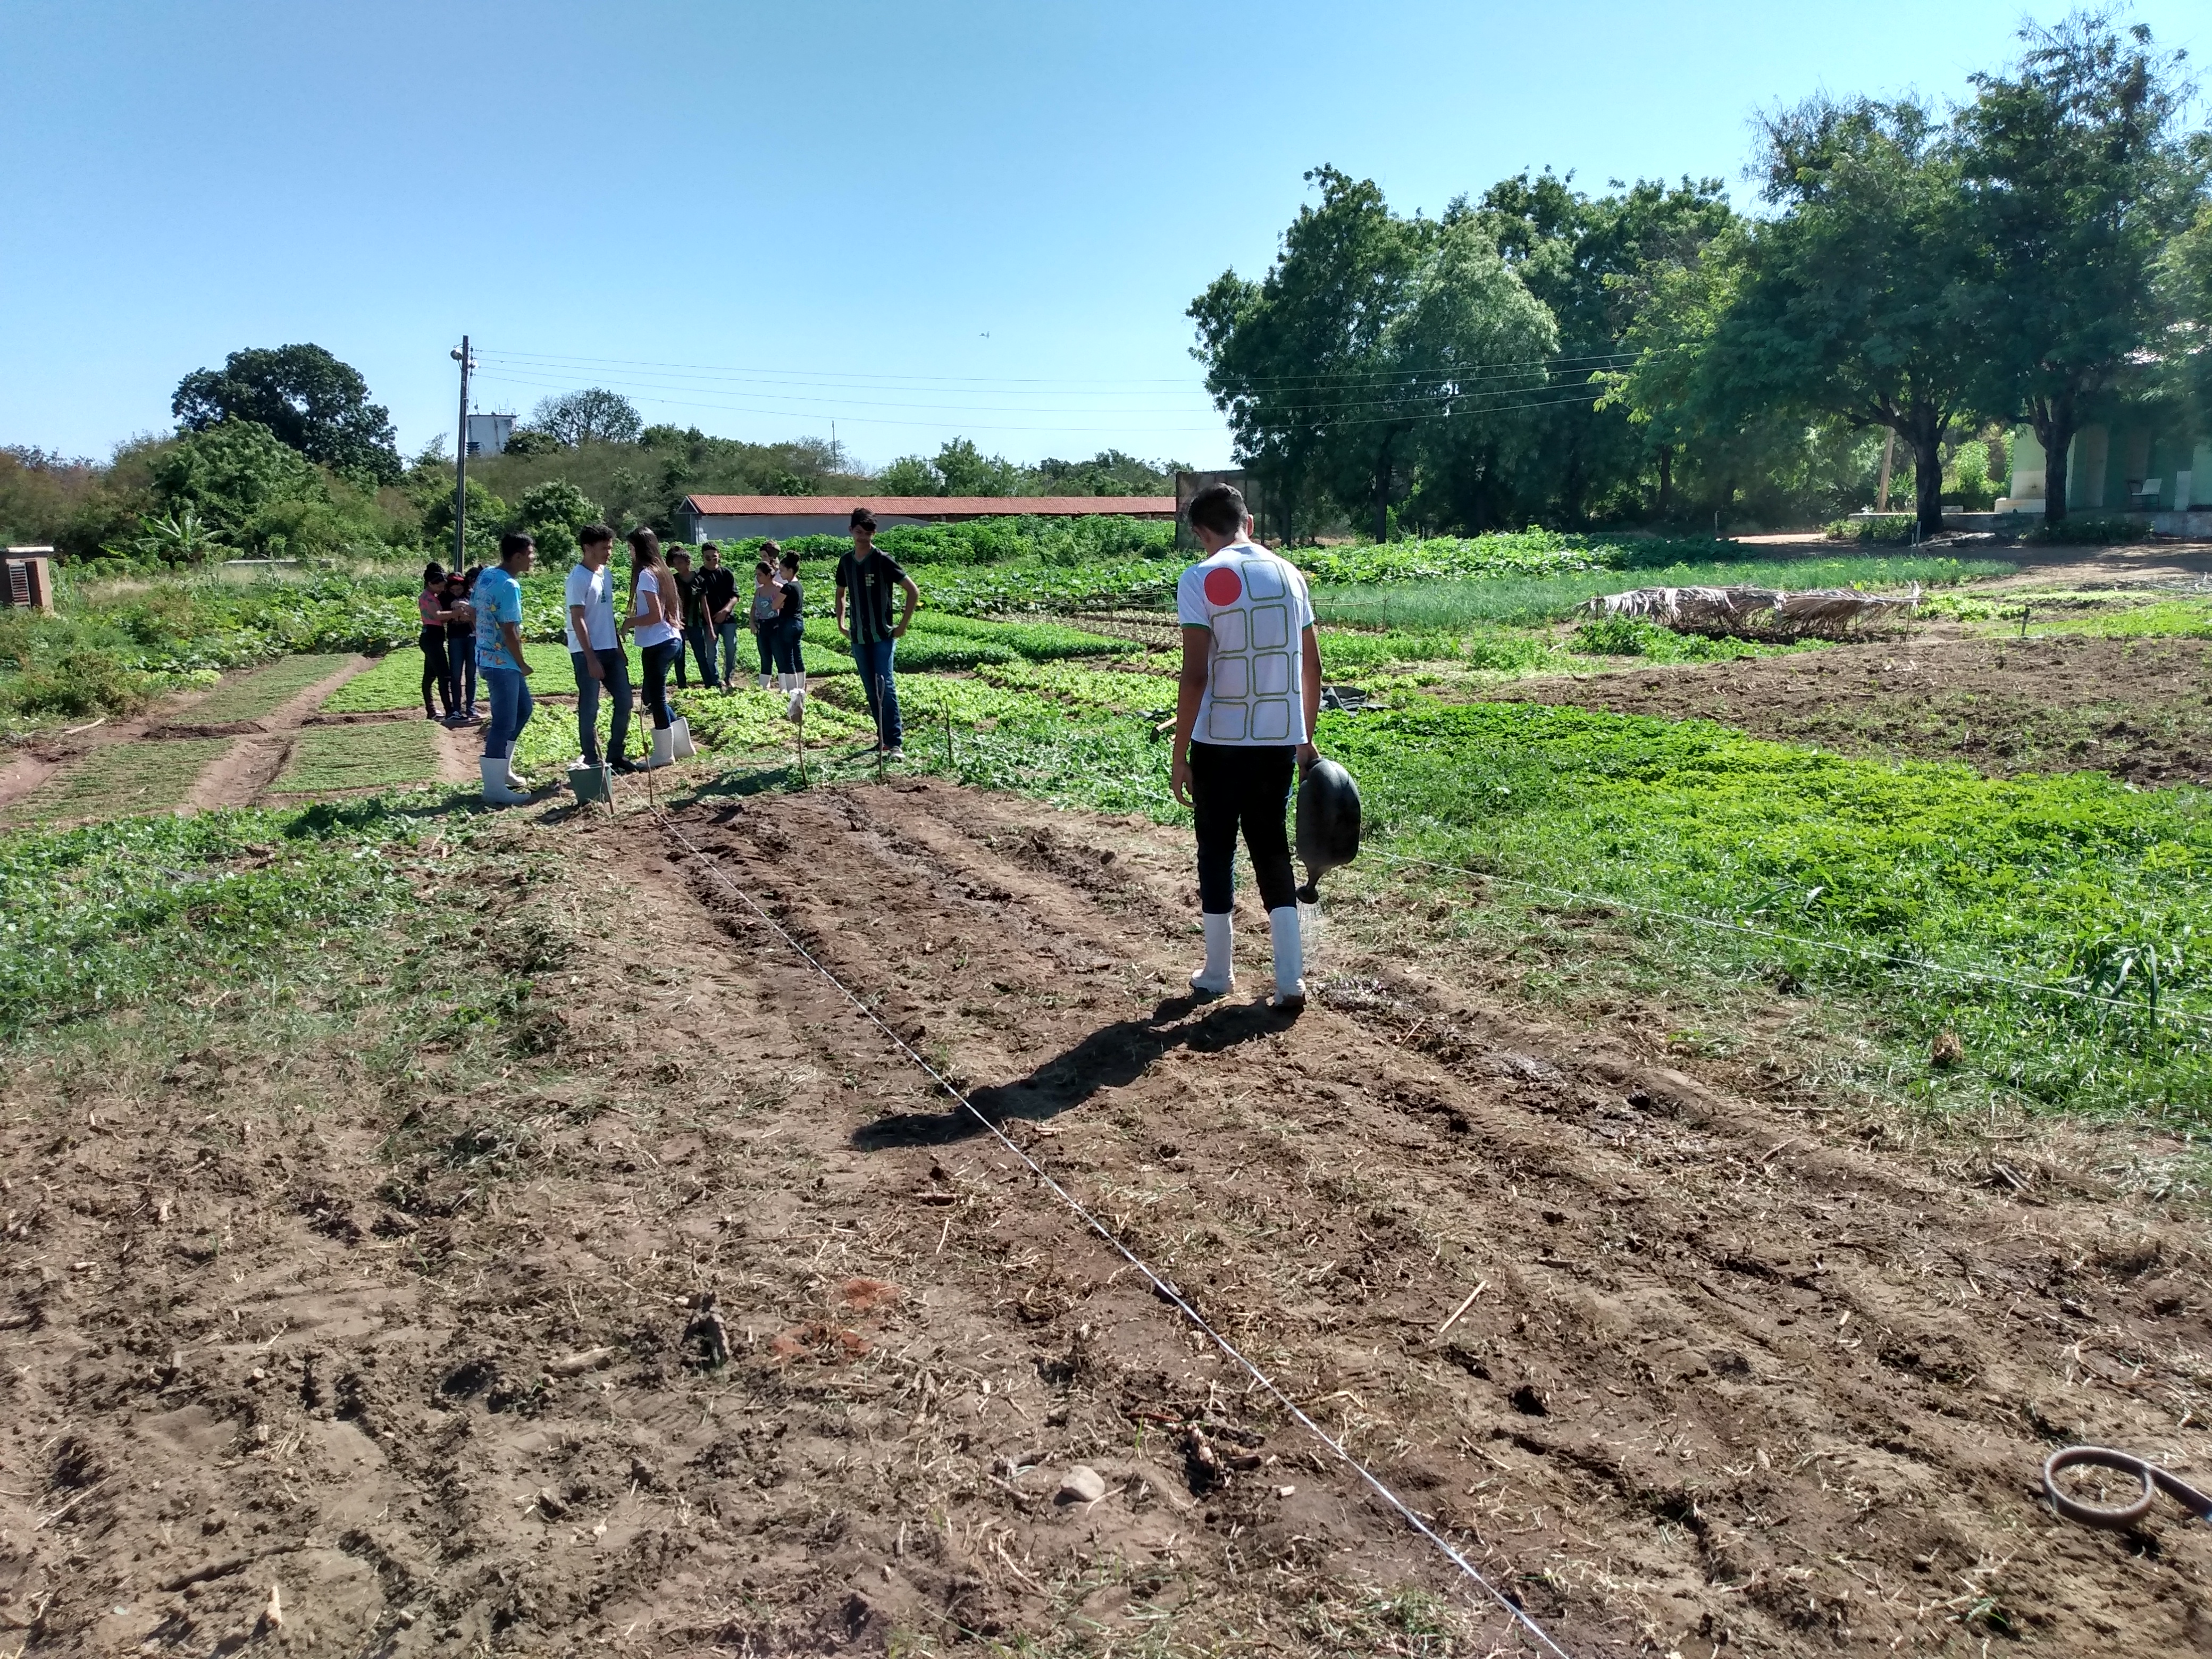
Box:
[1194,15,2210,540]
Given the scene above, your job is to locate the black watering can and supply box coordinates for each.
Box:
[1294,756,1362,903]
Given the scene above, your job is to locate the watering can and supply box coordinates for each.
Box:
[567,759,613,806]
[1294,756,1362,903]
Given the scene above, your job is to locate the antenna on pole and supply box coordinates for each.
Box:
[450,337,475,570]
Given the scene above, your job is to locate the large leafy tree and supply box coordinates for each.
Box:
[148,418,327,544]
[1478,171,1739,522]
[1960,15,2205,524]
[1191,166,1555,540]
[172,345,401,483]
[530,387,644,447]
[1685,97,1991,537]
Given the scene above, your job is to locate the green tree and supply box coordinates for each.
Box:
[1690,97,1991,537]
[875,455,941,495]
[1962,16,2203,525]
[1191,167,1434,541]
[515,479,602,569]
[2159,200,2212,425]
[531,388,645,447]
[149,419,328,547]
[171,345,401,483]
[932,437,1021,496]
[1478,171,1738,523]
[1029,450,1184,495]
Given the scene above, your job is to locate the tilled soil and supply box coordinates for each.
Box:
[3,780,2209,1656]
[1479,633,2212,786]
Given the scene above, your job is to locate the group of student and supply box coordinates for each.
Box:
[429,505,920,803]
[437,484,1314,1011]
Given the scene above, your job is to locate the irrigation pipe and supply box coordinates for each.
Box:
[2043,1445,2212,1529]
[644,797,1576,1659]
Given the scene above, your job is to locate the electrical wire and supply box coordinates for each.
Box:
[644,791,1578,1659]
[478,343,1639,392]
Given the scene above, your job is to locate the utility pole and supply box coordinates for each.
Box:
[450,336,474,571]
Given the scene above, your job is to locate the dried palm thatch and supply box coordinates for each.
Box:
[1585,581,1922,640]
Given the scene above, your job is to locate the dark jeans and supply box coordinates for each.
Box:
[853,636,900,748]
[447,637,475,715]
[571,647,632,765]
[755,624,775,678]
[482,665,533,761]
[685,620,720,688]
[419,630,451,716]
[772,620,805,675]
[716,619,742,684]
[1189,741,1298,914]
[640,639,678,731]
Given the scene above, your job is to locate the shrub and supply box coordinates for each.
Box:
[2021,515,2152,545]
[1825,514,1918,543]
[0,649,157,717]
[1571,614,1663,656]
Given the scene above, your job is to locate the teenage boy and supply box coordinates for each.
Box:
[566,523,635,774]
[834,508,919,756]
[1169,483,1322,1012]
[475,531,538,806]
[699,544,741,691]
[666,551,706,689]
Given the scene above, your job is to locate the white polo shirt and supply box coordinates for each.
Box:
[1176,542,1316,747]
[564,562,618,652]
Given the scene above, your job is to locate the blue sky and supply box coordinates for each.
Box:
[2,1,2202,471]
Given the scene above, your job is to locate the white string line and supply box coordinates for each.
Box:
[1359,844,2212,1032]
[649,802,1577,1659]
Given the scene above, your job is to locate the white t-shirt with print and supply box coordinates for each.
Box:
[1176,542,1316,747]
[564,562,618,652]
[631,568,679,649]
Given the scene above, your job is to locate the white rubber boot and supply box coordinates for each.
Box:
[759,673,773,691]
[1269,904,1306,1011]
[671,717,696,759]
[1190,912,1234,997]
[505,763,533,791]
[479,756,526,806]
[644,725,675,769]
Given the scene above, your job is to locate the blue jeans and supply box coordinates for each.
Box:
[772,619,806,675]
[571,648,632,765]
[715,619,742,685]
[640,639,678,731]
[685,621,720,688]
[853,636,900,749]
[482,665,533,760]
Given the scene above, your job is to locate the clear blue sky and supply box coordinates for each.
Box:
[2,1,2202,472]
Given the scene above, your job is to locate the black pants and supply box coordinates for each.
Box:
[1190,741,1298,914]
[640,639,678,730]
[419,629,451,715]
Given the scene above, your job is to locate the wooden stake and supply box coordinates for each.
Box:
[1435,1280,1487,1339]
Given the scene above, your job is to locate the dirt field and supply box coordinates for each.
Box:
[1480,633,2212,785]
[4,778,2207,1656]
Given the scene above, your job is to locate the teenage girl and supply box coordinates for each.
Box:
[773,549,806,715]
[628,527,681,762]
[749,559,780,689]
[417,562,454,720]
[444,569,479,722]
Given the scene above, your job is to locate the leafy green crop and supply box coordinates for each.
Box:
[272,724,445,793]
[0,803,447,1037]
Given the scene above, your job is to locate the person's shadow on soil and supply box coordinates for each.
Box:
[851,993,1286,1150]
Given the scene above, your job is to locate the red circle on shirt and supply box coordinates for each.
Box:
[1203,567,1243,606]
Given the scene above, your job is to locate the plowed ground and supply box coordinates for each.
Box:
[3,780,2208,1657]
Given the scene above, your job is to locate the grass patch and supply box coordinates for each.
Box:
[180,653,353,723]
[272,724,445,794]
[0,800,448,1038]
[9,738,229,823]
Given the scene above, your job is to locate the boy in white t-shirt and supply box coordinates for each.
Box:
[565,523,634,773]
[1170,482,1322,1011]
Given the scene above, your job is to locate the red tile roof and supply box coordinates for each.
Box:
[679,495,1176,517]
